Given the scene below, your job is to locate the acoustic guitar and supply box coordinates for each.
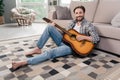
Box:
[43,17,94,56]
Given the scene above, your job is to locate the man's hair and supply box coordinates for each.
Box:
[73,5,85,13]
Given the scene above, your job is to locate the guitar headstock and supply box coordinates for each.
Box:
[43,17,52,23]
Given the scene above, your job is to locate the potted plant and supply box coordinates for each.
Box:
[0,0,4,24]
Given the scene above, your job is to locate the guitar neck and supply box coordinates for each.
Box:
[55,24,71,36]
[43,17,72,36]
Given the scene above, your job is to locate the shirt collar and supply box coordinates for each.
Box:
[73,18,87,27]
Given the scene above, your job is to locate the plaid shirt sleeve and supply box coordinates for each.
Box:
[87,23,100,44]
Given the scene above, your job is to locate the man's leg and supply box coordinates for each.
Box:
[25,24,63,56]
[27,44,72,65]
[12,44,72,69]
[37,24,63,48]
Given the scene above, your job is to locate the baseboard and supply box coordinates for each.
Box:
[95,48,120,57]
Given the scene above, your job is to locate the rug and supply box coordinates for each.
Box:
[0,35,120,80]
[97,63,120,80]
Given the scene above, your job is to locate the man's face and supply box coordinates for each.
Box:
[74,8,85,21]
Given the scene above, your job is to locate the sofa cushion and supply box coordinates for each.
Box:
[55,6,72,20]
[111,12,120,27]
[94,0,120,23]
[93,23,120,40]
[70,0,99,22]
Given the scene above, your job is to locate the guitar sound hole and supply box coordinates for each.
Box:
[70,34,76,40]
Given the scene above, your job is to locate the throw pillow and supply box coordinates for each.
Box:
[55,6,72,20]
[111,12,120,28]
[52,11,57,19]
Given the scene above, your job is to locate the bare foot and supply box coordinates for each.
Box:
[12,61,27,70]
[25,47,41,56]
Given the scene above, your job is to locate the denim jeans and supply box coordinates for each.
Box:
[27,25,72,65]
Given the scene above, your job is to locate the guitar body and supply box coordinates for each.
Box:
[63,29,94,56]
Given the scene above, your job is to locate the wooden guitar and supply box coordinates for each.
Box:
[43,17,94,56]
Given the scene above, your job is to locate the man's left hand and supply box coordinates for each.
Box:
[76,35,86,41]
[76,35,92,42]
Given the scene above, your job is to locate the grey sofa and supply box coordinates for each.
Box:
[48,0,120,56]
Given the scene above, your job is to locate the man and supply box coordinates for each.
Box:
[11,6,100,70]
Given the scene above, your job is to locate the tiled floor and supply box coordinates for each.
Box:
[0,36,120,80]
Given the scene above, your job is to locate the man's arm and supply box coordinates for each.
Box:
[76,24,100,44]
[76,35,92,42]
[87,24,100,44]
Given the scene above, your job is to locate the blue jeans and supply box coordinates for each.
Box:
[27,25,72,65]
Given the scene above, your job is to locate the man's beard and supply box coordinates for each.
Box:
[75,16,84,22]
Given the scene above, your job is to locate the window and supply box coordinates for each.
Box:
[16,0,48,22]
[60,0,71,4]
[60,0,94,6]
[59,0,71,7]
